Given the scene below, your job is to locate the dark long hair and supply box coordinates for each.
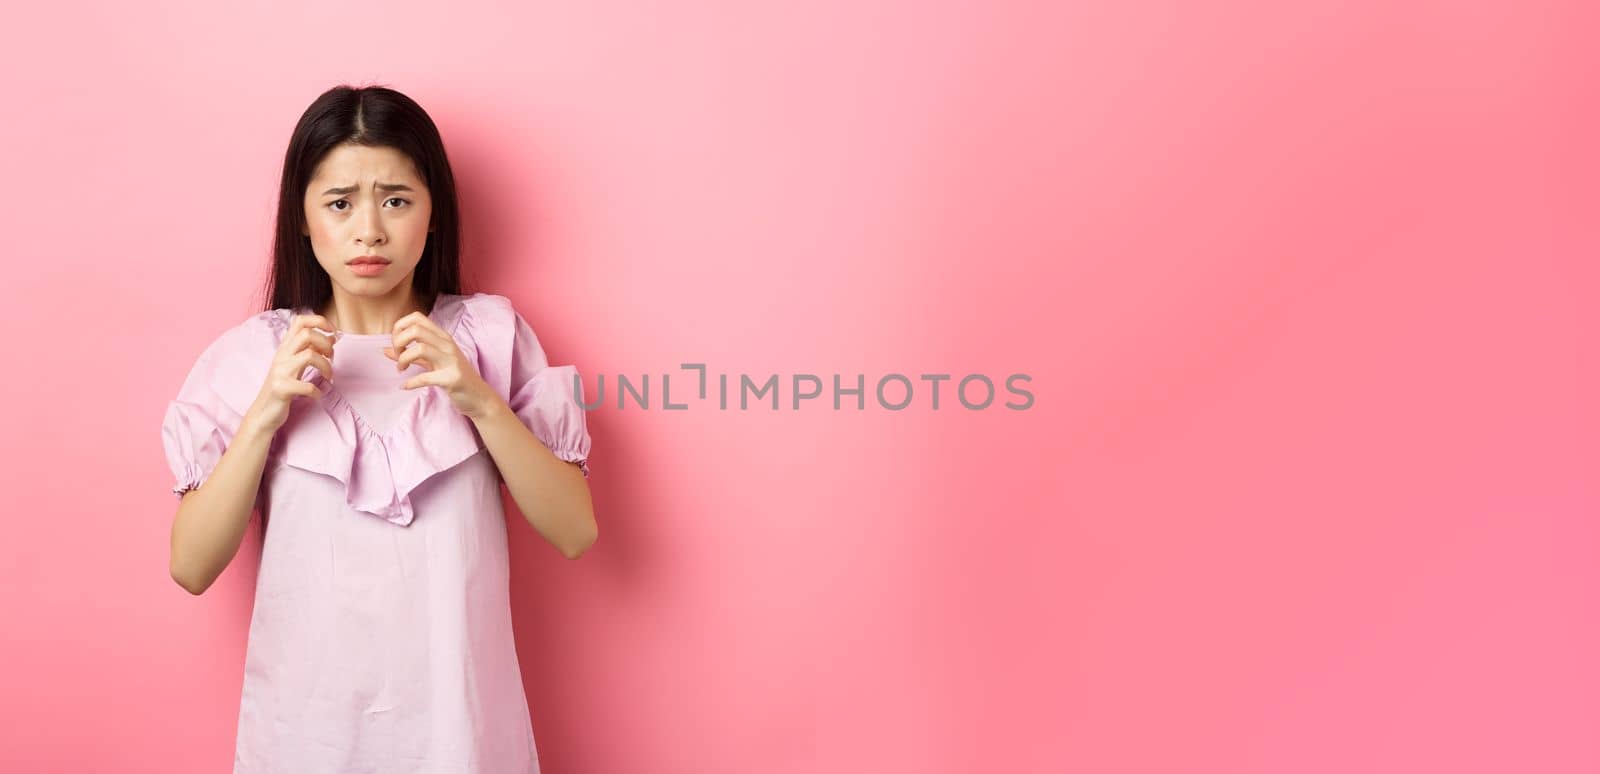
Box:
[259,85,469,315]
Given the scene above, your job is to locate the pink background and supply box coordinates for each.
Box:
[1,1,1595,772]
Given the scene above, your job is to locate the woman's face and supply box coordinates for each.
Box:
[302,143,434,297]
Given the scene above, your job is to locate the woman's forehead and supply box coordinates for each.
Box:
[311,145,424,185]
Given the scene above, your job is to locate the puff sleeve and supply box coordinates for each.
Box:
[506,309,593,478]
[160,321,263,499]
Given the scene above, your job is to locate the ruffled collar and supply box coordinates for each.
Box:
[257,293,487,526]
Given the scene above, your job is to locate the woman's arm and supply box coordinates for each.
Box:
[168,416,275,595]
[470,397,597,559]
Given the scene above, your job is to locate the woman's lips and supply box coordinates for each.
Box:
[349,261,389,277]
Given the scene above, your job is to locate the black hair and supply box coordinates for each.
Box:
[259,84,469,315]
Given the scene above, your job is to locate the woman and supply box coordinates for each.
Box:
[161,84,594,773]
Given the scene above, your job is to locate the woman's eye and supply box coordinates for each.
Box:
[328,198,407,211]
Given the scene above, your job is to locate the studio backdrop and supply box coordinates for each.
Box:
[0,2,1593,773]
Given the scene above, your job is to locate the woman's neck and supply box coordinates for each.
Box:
[320,288,434,335]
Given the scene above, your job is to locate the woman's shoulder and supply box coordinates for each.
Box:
[169,309,284,412]
[207,308,291,361]
[177,309,278,367]
[178,294,523,387]
[205,293,526,350]
[448,291,530,334]
[450,291,516,315]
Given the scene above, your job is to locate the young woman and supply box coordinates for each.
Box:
[161,84,594,773]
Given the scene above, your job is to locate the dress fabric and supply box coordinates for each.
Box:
[159,292,592,774]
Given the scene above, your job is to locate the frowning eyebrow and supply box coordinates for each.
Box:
[320,182,416,195]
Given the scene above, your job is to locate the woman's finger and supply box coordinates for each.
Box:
[394,342,436,373]
[391,323,448,353]
[400,369,440,391]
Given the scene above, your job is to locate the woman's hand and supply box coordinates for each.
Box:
[383,311,506,420]
[245,314,335,435]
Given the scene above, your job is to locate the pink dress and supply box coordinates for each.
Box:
[160,292,592,774]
